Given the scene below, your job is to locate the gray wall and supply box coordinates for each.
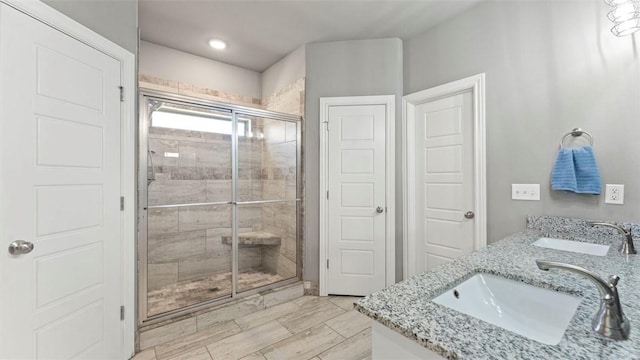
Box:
[139,41,262,99]
[42,0,138,54]
[304,38,404,285]
[262,45,306,97]
[404,0,640,243]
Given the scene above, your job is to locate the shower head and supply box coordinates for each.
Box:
[149,100,164,112]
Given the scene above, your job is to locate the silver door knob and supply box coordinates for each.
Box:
[376,206,384,214]
[8,240,34,255]
[464,211,475,219]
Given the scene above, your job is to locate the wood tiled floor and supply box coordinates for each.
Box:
[133,296,371,360]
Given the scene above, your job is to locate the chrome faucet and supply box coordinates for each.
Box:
[588,222,637,255]
[536,260,630,340]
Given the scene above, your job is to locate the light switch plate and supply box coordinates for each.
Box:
[512,184,540,201]
[605,184,624,205]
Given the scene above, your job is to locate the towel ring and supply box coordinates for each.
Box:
[560,128,594,148]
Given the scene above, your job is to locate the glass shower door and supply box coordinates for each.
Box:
[144,102,234,317]
[139,93,302,324]
[236,114,299,293]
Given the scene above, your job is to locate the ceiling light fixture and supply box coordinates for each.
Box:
[604,0,640,36]
[208,39,227,50]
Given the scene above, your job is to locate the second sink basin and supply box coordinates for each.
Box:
[432,273,581,345]
[532,237,610,256]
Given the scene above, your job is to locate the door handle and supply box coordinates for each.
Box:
[464,211,475,219]
[376,206,384,214]
[8,240,34,255]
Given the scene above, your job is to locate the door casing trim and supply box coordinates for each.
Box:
[0,1,137,357]
[319,95,396,296]
[402,74,487,279]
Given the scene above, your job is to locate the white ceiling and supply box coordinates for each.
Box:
[139,0,483,72]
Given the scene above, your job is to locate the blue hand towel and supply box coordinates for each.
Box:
[573,146,601,194]
[551,148,577,192]
[551,146,601,195]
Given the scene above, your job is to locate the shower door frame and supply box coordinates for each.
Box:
[137,89,302,325]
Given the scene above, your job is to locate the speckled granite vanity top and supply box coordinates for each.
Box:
[355,216,640,359]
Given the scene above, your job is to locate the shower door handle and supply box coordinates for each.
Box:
[147,149,156,185]
[8,240,34,255]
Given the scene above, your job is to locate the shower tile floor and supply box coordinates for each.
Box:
[133,295,371,360]
[148,267,287,316]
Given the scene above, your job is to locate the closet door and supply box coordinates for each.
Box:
[411,92,476,274]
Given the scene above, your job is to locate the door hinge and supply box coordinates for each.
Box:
[323,120,329,131]
[120,305,125,321]
[327,259,329,269]
[120,196,125,211]
[326,191,329,200]
[119,86,124,102]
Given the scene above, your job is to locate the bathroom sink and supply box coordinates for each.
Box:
[532,237,610,256]
[432,273,581,345]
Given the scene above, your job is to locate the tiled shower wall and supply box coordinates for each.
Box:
[141,75,306,292]
[262,77,305,116]
[259,122,298,278]
[261,77,305,282]
[139,74,262,107]
[147,128,263,291]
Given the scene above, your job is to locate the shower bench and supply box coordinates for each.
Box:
[221,231,281,246]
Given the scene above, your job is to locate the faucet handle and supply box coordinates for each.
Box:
[536,260,630,340]
[609,275,620,287]
[622,225,631,236]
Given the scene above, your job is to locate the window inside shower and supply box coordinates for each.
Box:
[138,92,301,322]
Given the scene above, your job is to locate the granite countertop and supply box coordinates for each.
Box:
[355,216,640,359]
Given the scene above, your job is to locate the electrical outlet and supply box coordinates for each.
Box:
[605,184,624,205]
[512,184,541,201]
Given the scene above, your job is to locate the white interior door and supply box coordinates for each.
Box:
[413,92,475,273]
[327,104,387,296]
[0,4,123,359]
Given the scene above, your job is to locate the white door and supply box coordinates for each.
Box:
[327,104,387,296]
[413,92,475,273]
[0,4,123,359]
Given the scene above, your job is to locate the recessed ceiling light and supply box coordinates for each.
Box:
[209,39,227,50]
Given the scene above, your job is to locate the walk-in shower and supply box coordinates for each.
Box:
[138,90,301,323]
